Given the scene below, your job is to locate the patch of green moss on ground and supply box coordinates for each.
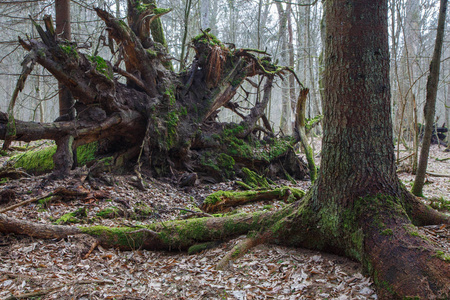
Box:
[55,208,87,225]
[429,196,450,211]
[96,207,120,219]
[187,241,220,255]
[381,228,393,236]
[12,145,56,173]
[11,142,97,174]
[38,196,53,208]
[435,250,450,262]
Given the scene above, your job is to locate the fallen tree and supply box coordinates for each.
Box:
[1,0,450,299]
[0,3,309,181]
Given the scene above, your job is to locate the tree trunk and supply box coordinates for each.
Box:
[273,0,450,297]
[276,2,291,135]
[55,0,75,119]
[200,0,209,29]
[412,0,448,196]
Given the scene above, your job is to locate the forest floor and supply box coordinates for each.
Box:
[0,142,449,300]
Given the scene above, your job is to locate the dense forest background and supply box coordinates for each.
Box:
[1,0,449,142]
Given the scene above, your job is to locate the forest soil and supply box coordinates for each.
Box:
[0,142,448,299]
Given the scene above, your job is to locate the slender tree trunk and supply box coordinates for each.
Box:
[115,0,121,18]
[287,3,296,117]
[200,0,209,29]
[412,0,448,196]
[276,2,291,135]
[179,0,192,71]
[55,0,75,119]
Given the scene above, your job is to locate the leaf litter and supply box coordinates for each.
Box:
[0,144,449,299]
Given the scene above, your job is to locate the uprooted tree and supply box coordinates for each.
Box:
[0,0,450,299]
[0,0,309,181]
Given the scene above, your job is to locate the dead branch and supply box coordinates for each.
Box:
[5,280,112,300]
[0,192,52,214]
[426,171,450,178]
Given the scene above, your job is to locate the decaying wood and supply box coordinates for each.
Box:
[5,280,112,300]
[199,187,304,213]
[426,171,450,178]
[294,88,317,181]
[0,193,52,214]
[216,231,271,270]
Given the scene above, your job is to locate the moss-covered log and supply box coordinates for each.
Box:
[200,187,304,213]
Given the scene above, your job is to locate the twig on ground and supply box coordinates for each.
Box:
[0,193,52,214]
[5,280,112,300]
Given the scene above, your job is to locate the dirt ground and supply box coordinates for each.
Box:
[0,142,449,299]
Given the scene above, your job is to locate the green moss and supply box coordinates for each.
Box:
[236,181,252,190]
[204,190,232,205]
[38,196,53,208]
[204,187,304,206]
[429,196,450,211]
[55,208,87,225]
[231,248,241,258]
[166,110,179,148]
[12,145,56,173]
[96,207,120,219]
[217,153,235,178]
[146,48,157,58]
[192,31,223,47]
[77,142,98,166]
[305,114,323,132]
[241,167,270,189]
[87,55,112,80]
[187,241,220,255]
[381,229,393,236]
[59,44,78,58]
[156,217,211,247]
[434,250,450,262]
[134,202,154,218]
[153,7,171,15]
[80,225,147,249]
[10,142,97,174]
[6,117,16,137]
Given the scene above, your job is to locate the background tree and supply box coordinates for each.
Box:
[412,0,448,196]
[55,0,75,119]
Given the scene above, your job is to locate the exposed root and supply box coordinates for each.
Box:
[206,45,227,88]
[216,231,272,270]
[401,188,450,225]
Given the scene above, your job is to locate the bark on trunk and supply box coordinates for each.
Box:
[412,0,448,196]
[273,0,450,297]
